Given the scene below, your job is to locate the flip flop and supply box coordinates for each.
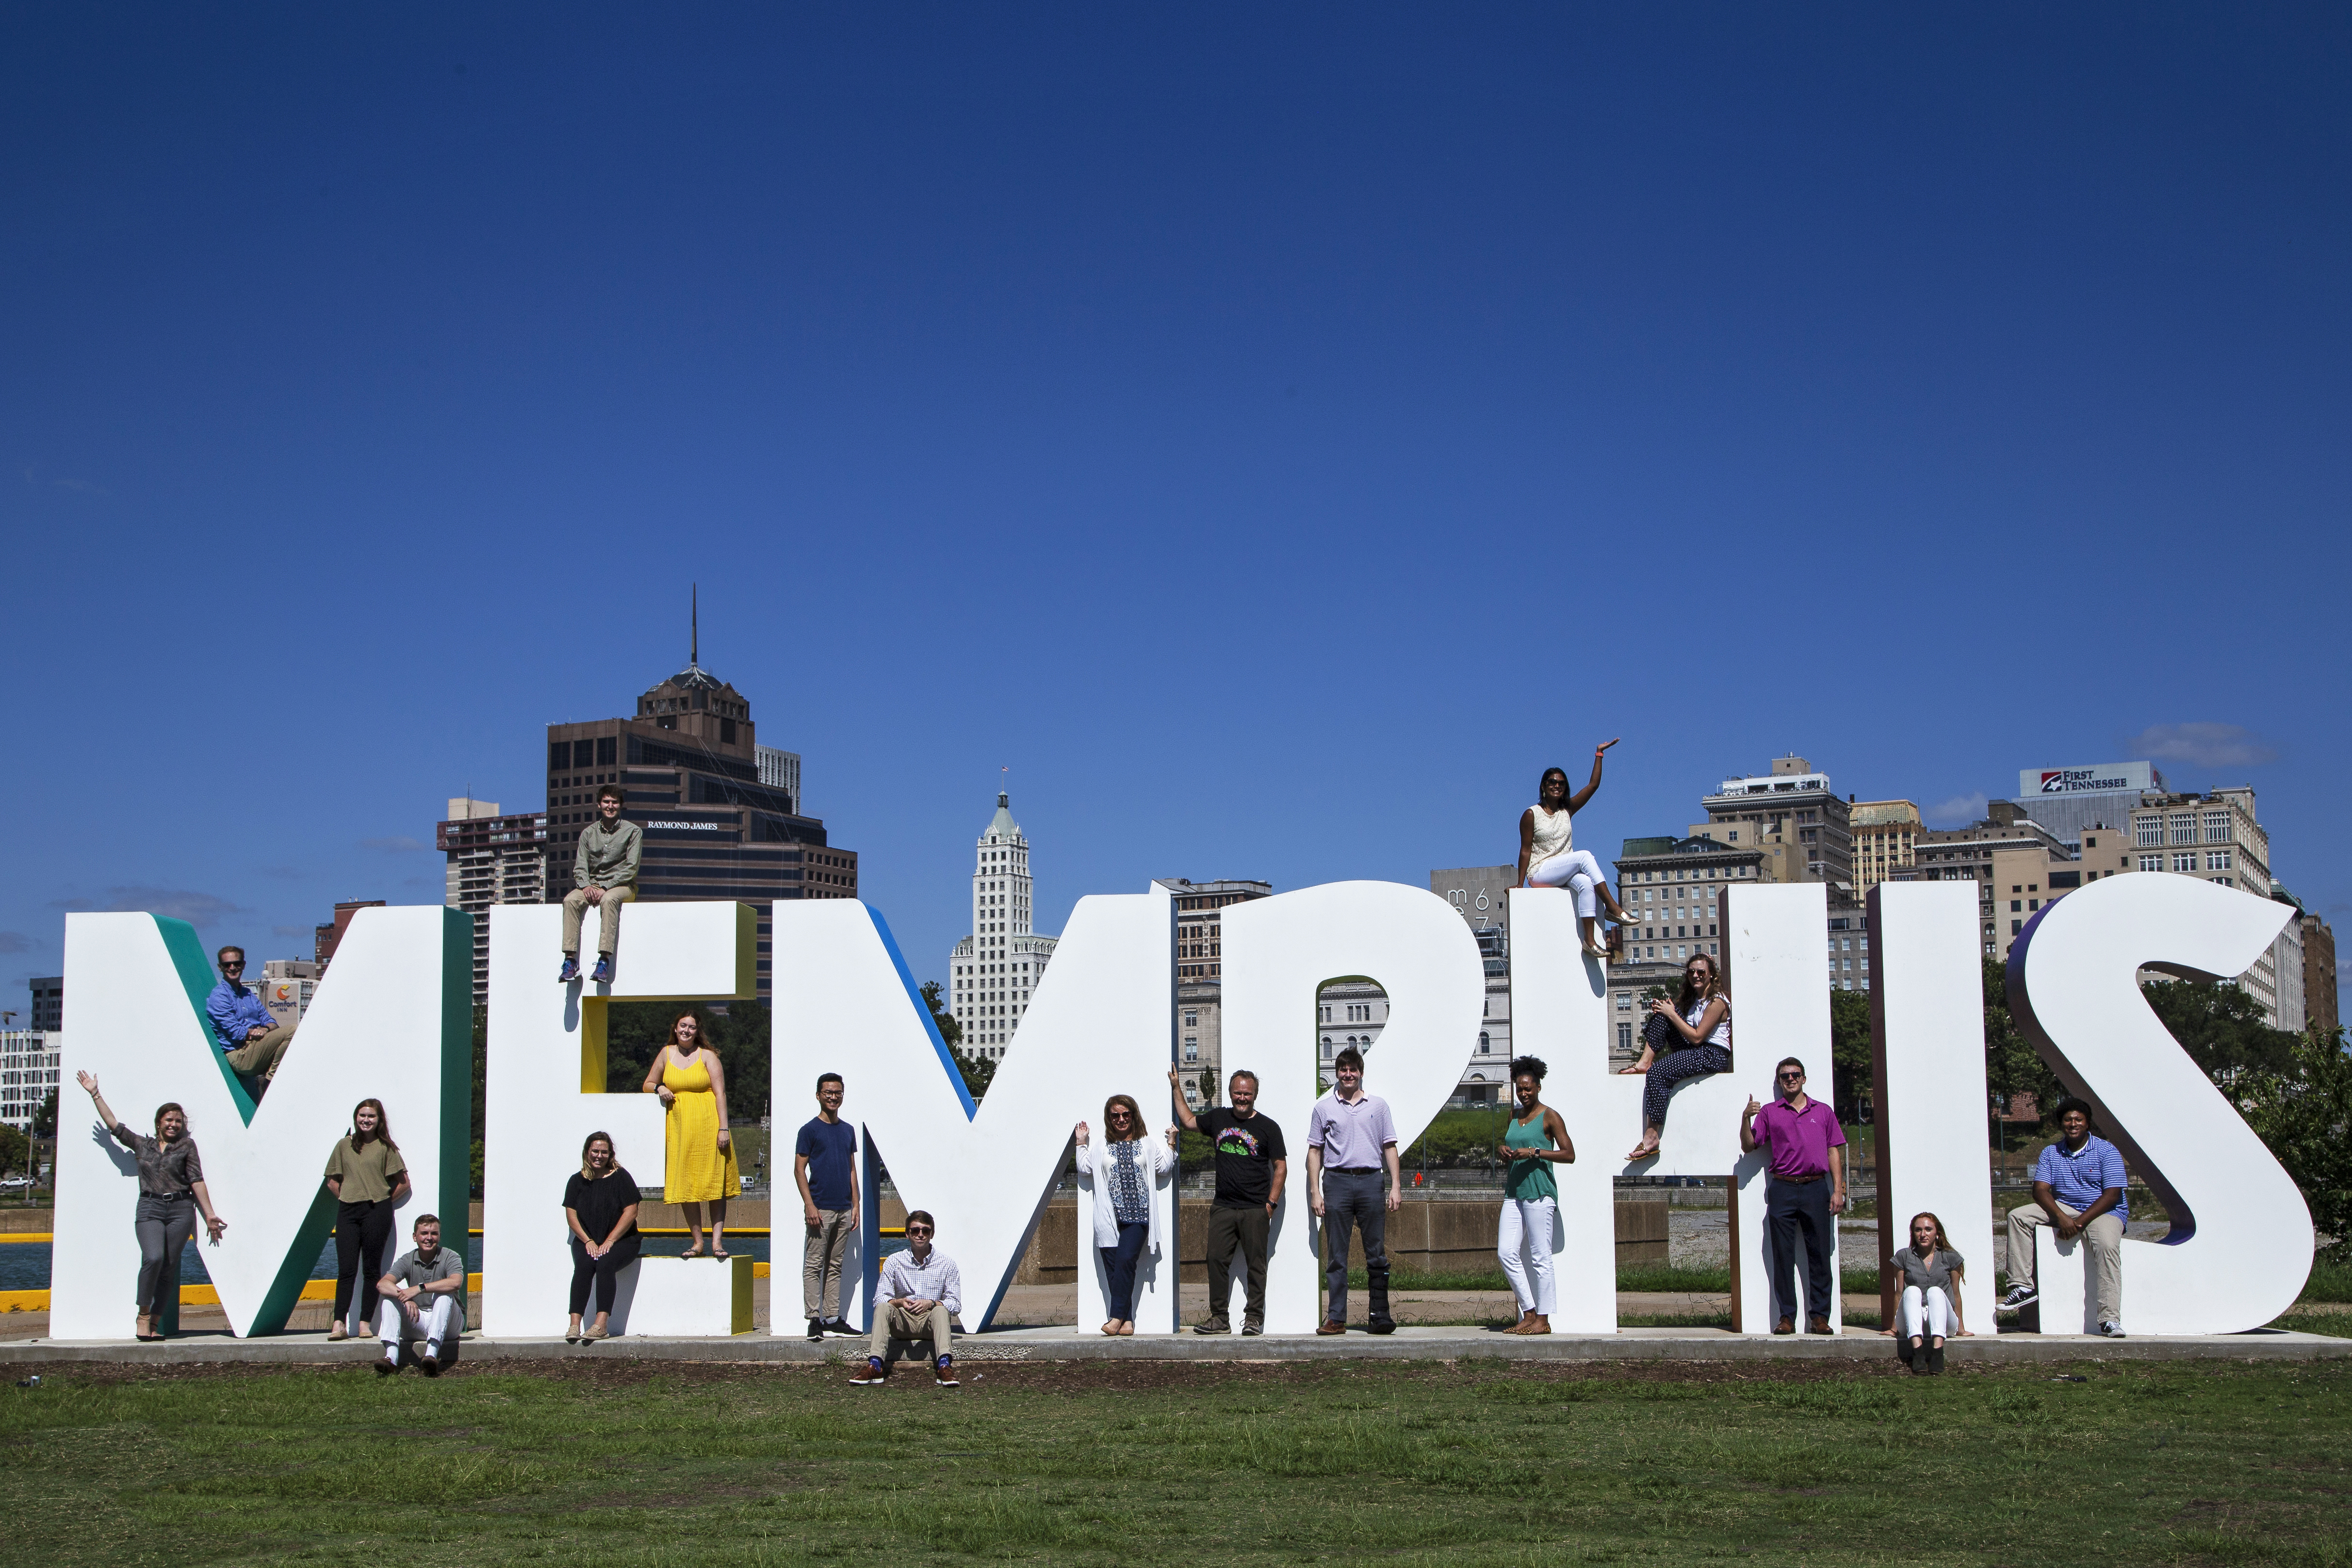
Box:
[678,1246,705,1260]
[710,1249,731,1262]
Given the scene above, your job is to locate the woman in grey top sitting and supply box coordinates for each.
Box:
[77,1071,228,1342]
[1889,1210,1969,1374]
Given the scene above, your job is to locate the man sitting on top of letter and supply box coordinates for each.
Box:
[560,785,640,986]
[204,945,293,1096]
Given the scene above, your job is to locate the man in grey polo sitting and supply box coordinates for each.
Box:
[850,1209,961,1388]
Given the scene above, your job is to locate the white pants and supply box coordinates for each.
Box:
[1898,1284,1954,1341]
[1497,1196,1558,1315]
[1528,850,1606,918]
[377,1294,462,1356]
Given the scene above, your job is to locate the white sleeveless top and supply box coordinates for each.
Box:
[1527,803,1573,864]
[1683,994,1731,1048]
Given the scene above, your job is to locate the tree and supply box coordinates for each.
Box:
[919,980,993,1102]
[1194,1067,1217,1106]
[1827,988,1871,1122]
[2141,978,2299,1086]
[1983,957,2060,1126]
[604,1000,771,1124]
[31,1088,56,1141]
[2241,1027,2352,1262]
[0,1124,29,1183]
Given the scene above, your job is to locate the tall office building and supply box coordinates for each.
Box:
[544,632,856,999]
[1900,802,2086,962]
[2302,913,2338,1036]
[1693,756,1854,889]
[26,978,61,1033]
[756,745,802,810]
[315,900,385,973]
[437,797,550,1005]
[1428,864,1516,1104]
[1152,877,1273,1107]
[0,1030,59,1134]
[1848,800,1921,895]
[2014,761,2166,849]
[946,793,1060,1060]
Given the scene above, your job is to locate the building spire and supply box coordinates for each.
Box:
[691,583,699,668]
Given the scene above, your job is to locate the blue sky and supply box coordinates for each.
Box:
[4,6,2347,1001]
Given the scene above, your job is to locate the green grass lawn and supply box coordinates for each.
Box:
[4,1357,2348,1566]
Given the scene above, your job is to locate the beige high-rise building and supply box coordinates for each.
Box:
[438,798,549,1006]
[1849,800,1921,895]
[1690,756,1853,890]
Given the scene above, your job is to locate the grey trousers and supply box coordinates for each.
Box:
[133,1193,195,1314]
[802,1208,853,1321]
[561,884,636,956]
[1321,1170,1388,1323]
[2008,1201,2124,1324]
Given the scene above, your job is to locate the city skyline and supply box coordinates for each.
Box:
[4,10,2347,995]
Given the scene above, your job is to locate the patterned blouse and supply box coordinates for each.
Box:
[1108,1139,1149,1225]
[111,1124,204,1197]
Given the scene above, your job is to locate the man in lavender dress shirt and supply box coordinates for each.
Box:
[1307,1047,1401,1336]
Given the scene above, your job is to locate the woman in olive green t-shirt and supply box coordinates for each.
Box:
[324,1098,410,1340]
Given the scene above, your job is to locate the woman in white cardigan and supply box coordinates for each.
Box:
[1074,1094,1177,1336]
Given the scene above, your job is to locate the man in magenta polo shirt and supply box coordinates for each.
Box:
[1740,1056,1847,1335]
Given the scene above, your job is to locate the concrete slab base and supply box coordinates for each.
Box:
[3,1323,2343,1368]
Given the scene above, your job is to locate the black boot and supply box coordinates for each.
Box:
[1367,1264,1396,1335]
[1927,1347,1945,1376]
[1897,1339,1916,1370]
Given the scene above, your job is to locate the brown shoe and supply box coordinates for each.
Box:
[1773,1318,1795,1335]
[1807,1316,1833,1335]
[1317,1319,1347,1335]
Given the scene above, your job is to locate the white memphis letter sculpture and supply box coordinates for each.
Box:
[1510,881,1836,1334]
[771,887,1175,1334]
[482,900,758,1337]
[2007,873,2309,1335]
[1221,881,1486,1335]
[52,908,473,1339]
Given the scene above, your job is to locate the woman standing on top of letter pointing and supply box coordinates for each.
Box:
[1519,747,1639,956]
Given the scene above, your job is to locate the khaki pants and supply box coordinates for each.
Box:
[223,1024,294,1083]
[2008,1200,2123,1325]
[869,1301,952,1365]
[561,884,636,956]
[802,1208,853,1322]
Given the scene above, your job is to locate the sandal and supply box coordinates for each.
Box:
[1623,1142,1659,1162]
[678,1245,706,1260]
[710,1248,731,1262]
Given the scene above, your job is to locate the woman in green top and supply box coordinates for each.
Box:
[1495,1055,1574,1335]
[324,1098,410,1340]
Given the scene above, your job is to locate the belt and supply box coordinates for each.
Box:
[145,1191,194,1202]
[1770,1172,1826,1185]
[1328,1166,1379,1175]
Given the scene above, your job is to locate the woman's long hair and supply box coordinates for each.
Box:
[581,1130,617,1179]
[1908,1211,1950,1254]
[1102,1093,1145,1142]
[1676,952,1723,1013]
[347,1097,397,1153]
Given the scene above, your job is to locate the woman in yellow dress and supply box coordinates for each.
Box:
[640,1011,740,1259]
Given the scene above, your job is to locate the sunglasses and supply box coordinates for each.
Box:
[1778,1070,1804,1081]
[221,961,245,970]
[905,1225,933,1235]
[1107,1110,1133,1119]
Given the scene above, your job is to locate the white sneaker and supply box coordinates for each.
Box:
[2099,1321,2126,1338]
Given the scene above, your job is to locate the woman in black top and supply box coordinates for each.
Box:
[564,1131,641,1342]
[77,1071,227,1341]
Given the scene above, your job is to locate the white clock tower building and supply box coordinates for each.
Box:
[945,792,1057,1060]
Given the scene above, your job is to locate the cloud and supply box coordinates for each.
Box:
[51,888,248,925]
[2126,723,2279,769]
[1924,792,1987,825]
[360,835,431,853]
[0,932,31,954]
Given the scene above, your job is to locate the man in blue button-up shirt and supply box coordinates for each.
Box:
[2000,1097,2128,1336]
[204,946,294,1094]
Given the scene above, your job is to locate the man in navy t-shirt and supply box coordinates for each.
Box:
[794,1073,859,1340]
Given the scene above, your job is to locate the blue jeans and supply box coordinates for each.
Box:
[1321,1169,1388,1322]
[1100,1220,1149,1319]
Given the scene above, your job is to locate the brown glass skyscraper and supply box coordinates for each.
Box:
[544,644,857,998]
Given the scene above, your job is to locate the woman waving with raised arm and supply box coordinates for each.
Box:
[1519,748,1638,956]
[77,1071,226,1341]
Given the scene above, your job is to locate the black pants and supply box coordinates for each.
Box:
[1100,1220,1149,1320]
[1765,1176,1836,1324]
[1321,1170,1387,1323]
[570,1233,641,1316]
[134,1193,195,1314]
[1643,1044,1731,1132]
[334,1198,397,1323]
[1204,1204,1271,1326]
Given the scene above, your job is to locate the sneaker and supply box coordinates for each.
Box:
[934,1356,959,1388]
[1997,1285,2037,1313]
[2099,1321,2126,1339]
[1241,1323,1263,1337]
[558,956,579,984]
[1191,1318,1231,1336]
[590,956,614,985]
[806,1318,826,1343]
[849,1357,888,1386]
[1367,1315,1397,1337]
[822,1319,858,1338]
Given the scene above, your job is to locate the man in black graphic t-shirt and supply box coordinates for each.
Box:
[1169,1065,1288,1335]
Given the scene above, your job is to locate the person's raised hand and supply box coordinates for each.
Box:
[1744,1096,1763,1119]
[1074,1120,1090,1147]
[1597,737,1621,754]
[77,1070,98,1096]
